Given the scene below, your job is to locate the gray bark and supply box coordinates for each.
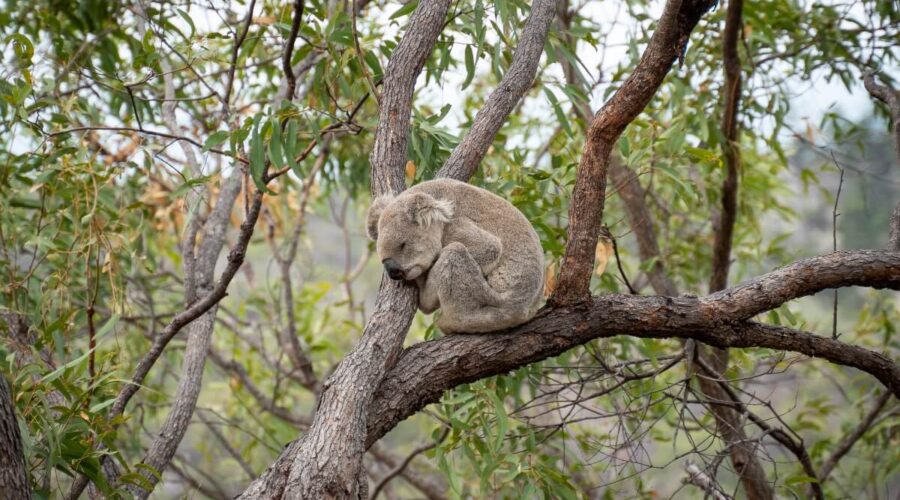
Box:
[245,2,454,499]
[437,0,558,181]
[130,172,247,497]
[0,375,30,499]
[238,2,561,496]
[364,249,900,444]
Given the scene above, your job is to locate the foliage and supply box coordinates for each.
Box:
[0,0,897,498]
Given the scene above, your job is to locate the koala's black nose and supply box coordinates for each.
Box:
[383,258,403,280]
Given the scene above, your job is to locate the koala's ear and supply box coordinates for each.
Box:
[366,194,394,241]
[409,192,454,227]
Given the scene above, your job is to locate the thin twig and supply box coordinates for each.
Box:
[282,0,305,102]
[223,0,258,116]
[606,227,636,294]
[830,154,844,340]
[370,429,450,499]
[48,126,246,164]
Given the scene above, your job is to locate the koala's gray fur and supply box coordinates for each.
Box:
[366,178,544,334]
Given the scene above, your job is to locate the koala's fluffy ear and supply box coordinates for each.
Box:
[409,192,454,227]
[366,194,394,241]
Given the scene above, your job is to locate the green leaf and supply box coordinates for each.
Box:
[5,34,34,62]
[203,131,229,151]
[249,114,274,194]
[462,45,475,90]
[268,119,287,171]
[389,0,419,20]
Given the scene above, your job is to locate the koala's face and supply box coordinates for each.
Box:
[367,192,454,281]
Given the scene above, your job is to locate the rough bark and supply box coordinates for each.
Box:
[551,0,718,306]
[365,249,900,444]
[239,2,559,495]
[245,2,453,499]
[698,2,776,498]
[862,72,900,166]
[0,375,30,499]
[130,175,250,497]
[436,0,558,180]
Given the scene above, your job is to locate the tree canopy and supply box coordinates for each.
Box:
[0,0,898,498]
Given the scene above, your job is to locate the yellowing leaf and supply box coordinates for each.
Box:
[405,160,416,180]
[595,238,613,276]
[543,262,557,298]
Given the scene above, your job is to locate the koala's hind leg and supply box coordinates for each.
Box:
[429,243,522,334]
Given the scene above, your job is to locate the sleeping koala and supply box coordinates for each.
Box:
[366,178,544,334]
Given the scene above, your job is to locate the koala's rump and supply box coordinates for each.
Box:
[409,179,545,309]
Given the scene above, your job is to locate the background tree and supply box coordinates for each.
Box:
[0,0,898,498]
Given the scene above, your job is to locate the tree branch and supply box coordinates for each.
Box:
[551,0,718,306]
[709,0,743,294]
[0,375,30,498]
[365,249,900,446]
[817,390,892,482]
[436,0,558,181]
[238,2,454,498]
[282,0,305,102]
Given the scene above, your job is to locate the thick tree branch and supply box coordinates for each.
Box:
[0,375,30,499]
[240,2,453,498]
[551,0,718,305]
[709,0,743,294]
[436,0,558,180]
[863,71,900,165]
[365,249,900,446]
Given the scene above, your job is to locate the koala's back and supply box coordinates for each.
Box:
[408,179,545,311]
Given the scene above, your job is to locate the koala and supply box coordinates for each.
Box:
[366,178,544,334]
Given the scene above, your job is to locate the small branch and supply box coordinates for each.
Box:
[198,412,257,479]
[223,0,259,117]
[436,0,558,181]
[351,0,380,105]
[48,126,246,164]
[606,227,636,294]
[282,0,305,102]
[693,356,824,500]
[831,159,844,340]
[682,461,732,500]
[818,391,892,482]
[370,429,450,499]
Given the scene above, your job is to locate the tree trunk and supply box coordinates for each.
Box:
[0,375,30,499]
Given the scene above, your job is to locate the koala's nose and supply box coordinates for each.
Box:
[382,259,404,280]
